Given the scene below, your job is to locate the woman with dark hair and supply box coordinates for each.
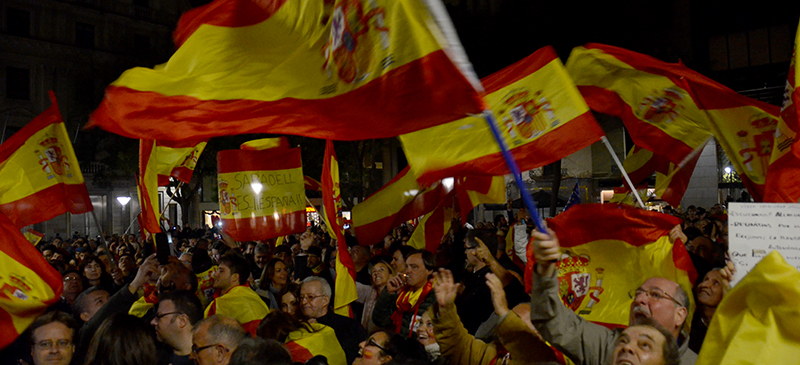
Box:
[78,255,118,293]
[353,331,430,365]
[82,312,158,365]
[257,258,290,310]
[277,282,302,318]
[257,310,346,365]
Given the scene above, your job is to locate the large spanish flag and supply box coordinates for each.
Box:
[406,198,454,253]
[216,146,307,241]
[352,166,451,246]
[138,140,162,234]
[204,285,270,336]
[155,139,207,186]
[696,251,800,365]
[0,93,92,228]
[285,323,347,365]
[0,212,63,348]
[322,140,358,317]
[87,0,483,141]
[526,204,697,328]
[400,46,604,185]
[764,21,800,203]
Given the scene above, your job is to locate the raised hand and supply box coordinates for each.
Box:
[130,254,158,293]
[531,227,560,277]
[485,273,509,317]
[669,225,688,245]
[432,268,457,307]
[386,274,406,294]
[474,237,494,264]
[719,260,736,289]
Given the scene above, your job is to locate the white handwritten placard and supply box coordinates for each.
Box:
[728,203,800,287]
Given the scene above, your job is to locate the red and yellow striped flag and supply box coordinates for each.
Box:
[322,140,358,317]
[0,92,92,228]
[406,198,454,253]
[23,229,44,246]
[87,0,483,142]
[285,323,347,365]
[454,175,505,224]
[240,137,289,151]
[765,21,800,203]
[216,147,307,241]
[138,140,162,234]
[154,139,207,186]
[0,212,63,348]
[400,46,604,185]
[525,204,697,328]
[351,166,450,246]
[304,176,322,192]
[619,146,699,207]
[204,285,270,336]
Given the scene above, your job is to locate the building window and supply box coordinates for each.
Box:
[75,22,95,48]
[6,7,31,37]
[134,34,150,52]
[6,66,30,100]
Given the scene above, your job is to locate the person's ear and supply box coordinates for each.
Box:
[675,305,688,329]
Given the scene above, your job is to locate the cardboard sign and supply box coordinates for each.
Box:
[728,202,800,286]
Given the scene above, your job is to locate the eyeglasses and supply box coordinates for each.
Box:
[192,343,227,354]
[34,340,71,351]
[629,288,684,307]
[299,294,325,302]
[366,338,386,352]
[63,276,80,282]
[155,311,182,320]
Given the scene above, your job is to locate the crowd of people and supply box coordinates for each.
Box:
[4,201,736,365]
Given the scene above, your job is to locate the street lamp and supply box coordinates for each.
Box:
[117,196,131,235]
[117,196,131,206]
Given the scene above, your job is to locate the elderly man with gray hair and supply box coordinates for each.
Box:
[300,276,366,364]
[190,315,247,365]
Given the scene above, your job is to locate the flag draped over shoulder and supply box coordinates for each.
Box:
[525,204,697,328]
[696,251,800,365]
[87,0,484,141]
[352,167,450,245]
[568,43,781,201]
[322,140,358,317]
[216,147,306,241]
[765,21,800,203]
[154,139,207,186]
[0,213,63,348]
[0,92,92,228]
[138,140,162,234]
[400,46,604,185]
[284,323,347,365]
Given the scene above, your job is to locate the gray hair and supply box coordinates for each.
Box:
[194,315,247,350]
[254,243,270,255]
[301,276,331,298]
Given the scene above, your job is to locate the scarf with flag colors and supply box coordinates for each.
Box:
[764,21,800,203]
[0,92,92,228]
[524,204,697,329]
[284,323,347,365]
[400,46,604,186]
[87,0,484,142]
[204,285,270,336]
[322,140,358,317]
[696,251,800,365]
[568,43,781,201]
[0,212,63,348]
[138,140,162,234]
[154,139,207,185]
[216,146,306,241]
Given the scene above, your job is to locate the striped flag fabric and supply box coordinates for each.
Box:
[400,46,604,185]
[304,176,322,192]
[138,140,162,234]
[285,323,347,365]
[204,285,270,336]
[453,175,506,224]
[0,213,63,348]
[87,0,484,142]
[23,229,44,246]
[406,198,454,253]
[240,137,290,151]
[525,204,697,328]
[322,140,358,317]
[154,139,207,185]
[216,146,307,241]
[619,145,699,207]
[0,92,92,228]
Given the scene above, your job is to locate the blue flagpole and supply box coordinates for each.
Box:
[481,110,547,233]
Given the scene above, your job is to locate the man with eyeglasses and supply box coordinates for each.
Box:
[529,229,699,365]
[191,315,247,365]
[300,276,366,364]
[28,311,78,365]
[150,290,204,365]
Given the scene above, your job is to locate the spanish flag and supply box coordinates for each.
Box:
[304,176,322,192]
[406,198,454,253]
[155,139,207,186]
[454,175,506,224]
[216,146,307,241]
[619,145,699,207]
[525,204,697,328]
[285,323,347,365]
[138,140,162,234]
[205,285,270,336]
[0,212,63,348]
[23,229,44,246]
[400,46,604,185]
[87,0,483,142]
[0,92,92,228]
[322,140,358,317]
[352,166,451,246]
[696,251,800,365]
[240,137,290,151]
[764,21,800,203]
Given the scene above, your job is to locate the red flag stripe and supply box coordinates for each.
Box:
[0,184,92,228]
[220,210,306,241]
[173,0,288,47]
[546,204,681,247]
[217,148,302,173]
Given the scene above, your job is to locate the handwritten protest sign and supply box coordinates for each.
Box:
[728,202,800,286]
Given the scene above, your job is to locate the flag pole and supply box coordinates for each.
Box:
[481,110,547,233]
[653,136,713,193]
[601,136,646,209]
[123,211,139,235]
[160,181,184,217]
